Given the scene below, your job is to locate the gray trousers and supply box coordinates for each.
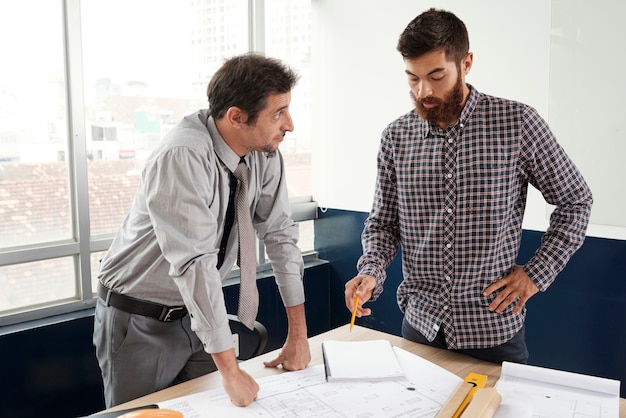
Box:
[93,298,217,408]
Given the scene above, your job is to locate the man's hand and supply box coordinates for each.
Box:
[483,265,539,314]
[212,349,259,407]
[344,274,376,317]
[263,332,311,370]
[263,303,311,370]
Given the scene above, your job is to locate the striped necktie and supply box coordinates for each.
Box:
[233,160,259,330]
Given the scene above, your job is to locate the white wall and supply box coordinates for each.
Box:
[547,0,626,239]
[311,0,626,240]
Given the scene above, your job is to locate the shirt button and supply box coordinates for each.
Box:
[446,173,453,179]
[445,243,452,249]
[443,305,449,311]
[447,138,453,143]
[445,275,451,281]
[446,208,453,214]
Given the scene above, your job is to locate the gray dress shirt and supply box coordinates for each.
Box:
[98,109,304,353]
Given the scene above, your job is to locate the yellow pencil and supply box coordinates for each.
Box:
[350,295,359,332]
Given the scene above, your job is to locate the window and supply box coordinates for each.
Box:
[264,0,315,258]
[0,0,315,325]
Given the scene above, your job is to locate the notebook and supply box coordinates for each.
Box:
[321,339,405,382]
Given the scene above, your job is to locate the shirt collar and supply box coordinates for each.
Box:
[205,114,248,172]
[459,84,478,127]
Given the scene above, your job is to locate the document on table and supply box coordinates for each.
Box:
[158,346,463,417]
[321,339,404,381]
[494,361,620,418]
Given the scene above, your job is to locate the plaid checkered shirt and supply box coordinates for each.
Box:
[358,86,592,349]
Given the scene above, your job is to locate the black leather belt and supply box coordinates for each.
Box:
[98,282,188,322]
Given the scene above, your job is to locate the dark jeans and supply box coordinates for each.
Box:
[401,318,529,364]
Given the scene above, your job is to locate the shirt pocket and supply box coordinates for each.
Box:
[458,155,519,233]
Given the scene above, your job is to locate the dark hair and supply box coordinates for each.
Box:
[397,8,469,64]
[207,52,299,124]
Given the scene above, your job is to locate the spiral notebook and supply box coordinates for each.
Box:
[321,339,405,382]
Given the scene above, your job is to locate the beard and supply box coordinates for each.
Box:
[259,135,284,153]
[260,143,279,153]
[412,73,465,127]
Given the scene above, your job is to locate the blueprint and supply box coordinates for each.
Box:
[494,361,620,418]
[158,347,463,417]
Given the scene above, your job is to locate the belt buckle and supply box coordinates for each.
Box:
[161,306,186,322]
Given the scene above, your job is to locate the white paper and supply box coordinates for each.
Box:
[159,348,463,417]
[322,339,404,381]
[495,361,620,418]
[393,346,463,405]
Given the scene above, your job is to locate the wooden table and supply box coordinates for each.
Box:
[100,324,625,417]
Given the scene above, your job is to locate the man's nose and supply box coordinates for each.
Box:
[282,112,294,132]
[417,81,433,99]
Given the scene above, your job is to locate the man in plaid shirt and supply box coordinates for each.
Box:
[344,8,592,363]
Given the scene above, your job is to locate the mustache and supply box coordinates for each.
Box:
[419,96,442,105]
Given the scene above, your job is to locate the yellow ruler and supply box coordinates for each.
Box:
[436,372,488,418]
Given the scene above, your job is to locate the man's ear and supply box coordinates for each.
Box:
[225,106,249,128]
[461,52,473,76]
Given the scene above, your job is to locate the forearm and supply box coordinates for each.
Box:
[357,217,400,300]
[285,303,308,340]
[261,303,310,371]
[525,200,591,290]
[212,348,259,407]
[212,348,240,376]
[358,151,401,287]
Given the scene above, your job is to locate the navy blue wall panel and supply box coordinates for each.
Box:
[223,261,331,352]
[519,231,626,396]
[314,208,404,335]
[315,208,626,397]
[0,314,105,418]
[0,262,331,418]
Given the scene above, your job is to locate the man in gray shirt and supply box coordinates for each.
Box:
[93,53,310,408]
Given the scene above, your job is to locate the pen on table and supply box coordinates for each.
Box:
[350,295,359,332]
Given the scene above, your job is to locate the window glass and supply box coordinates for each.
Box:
[81,0,249,236]
[0,257,76,312]
[264,0,312,198]
[0,1,70,249]
[265,0,314,252]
